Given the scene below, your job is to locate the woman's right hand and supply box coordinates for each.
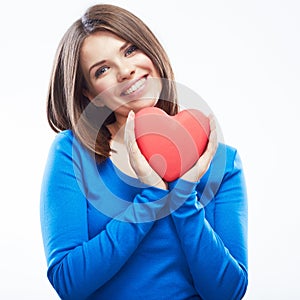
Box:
[124,110,168,190]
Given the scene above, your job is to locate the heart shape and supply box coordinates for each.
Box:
[134,107,210,182]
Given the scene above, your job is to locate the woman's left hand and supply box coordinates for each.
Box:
[124,110,168,190]
[180,114,218,183]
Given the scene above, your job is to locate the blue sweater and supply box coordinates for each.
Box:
[40,130,248,300]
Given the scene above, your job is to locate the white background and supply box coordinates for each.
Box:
[1,0,299,299]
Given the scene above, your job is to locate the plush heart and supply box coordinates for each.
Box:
[134,107,210,182]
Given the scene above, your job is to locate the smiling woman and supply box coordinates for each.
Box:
[47,4,177,164]
[40,3,248,300]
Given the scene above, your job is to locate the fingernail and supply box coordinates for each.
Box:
[128,110,135,119]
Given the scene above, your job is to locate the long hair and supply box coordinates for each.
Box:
[47,4,178,163]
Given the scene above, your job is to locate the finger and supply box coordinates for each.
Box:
[124,110,136,151]
[199,133,217,172]
[202,128,217,163]
[208,113,217,131]
[194,124,218,175]
[207,126,218,155]
[124,111,144,158]
[124,111,154,172]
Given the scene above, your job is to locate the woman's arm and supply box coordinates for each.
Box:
[40,132,168,300]
[170,147,248,300]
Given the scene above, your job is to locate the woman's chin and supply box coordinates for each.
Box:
[128,98,158,112]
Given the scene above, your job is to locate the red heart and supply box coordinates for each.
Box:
[134,107,210,182]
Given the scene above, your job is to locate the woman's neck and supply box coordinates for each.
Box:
[107,118,126,144]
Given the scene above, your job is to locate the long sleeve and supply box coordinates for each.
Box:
[40,132,168,299]
[169,146,248,300]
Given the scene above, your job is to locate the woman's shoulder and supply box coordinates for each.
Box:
[46,129,96,173]
[48,129,87,158]
[214,142,239,170]
[217,142,238,155]
[45,130,74,162]
[52,129,74,145]
[50,129,85,150]
[209,142,245,187]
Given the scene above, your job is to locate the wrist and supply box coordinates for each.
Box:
[153,180,168,190]
[169,178,198,195]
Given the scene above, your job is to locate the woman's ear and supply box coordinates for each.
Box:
[82,89,105,107]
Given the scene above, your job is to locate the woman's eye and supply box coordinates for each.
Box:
[125,45,138,57]
[95,66,109,78]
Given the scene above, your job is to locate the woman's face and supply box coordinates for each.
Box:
[80,31,162,124]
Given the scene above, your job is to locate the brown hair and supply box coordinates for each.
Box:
[47,4,178,163]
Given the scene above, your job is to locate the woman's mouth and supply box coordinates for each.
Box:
[122,77,146,96]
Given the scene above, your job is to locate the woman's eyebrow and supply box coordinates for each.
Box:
[119,41,130,52]
[89,59,106,76]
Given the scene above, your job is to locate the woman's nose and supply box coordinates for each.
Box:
[117,62,135,82]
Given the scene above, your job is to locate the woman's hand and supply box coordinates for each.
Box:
[124,110,168,190]
[180,114,218,183]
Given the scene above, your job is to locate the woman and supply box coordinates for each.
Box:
[40,4,248,300]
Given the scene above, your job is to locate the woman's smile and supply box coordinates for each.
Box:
[121,76,147,96]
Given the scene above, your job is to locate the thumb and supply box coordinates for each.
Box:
[124,110,136,151]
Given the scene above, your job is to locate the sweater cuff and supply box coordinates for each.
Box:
[166,178,199,214]
[169,178,198,198]
[138,185,169,203]
[122,186,169,223]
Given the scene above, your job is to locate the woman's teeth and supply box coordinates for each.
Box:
[124,77,146,95]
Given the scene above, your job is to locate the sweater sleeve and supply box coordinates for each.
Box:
[40,132,168,300]
[169,148,248,300]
